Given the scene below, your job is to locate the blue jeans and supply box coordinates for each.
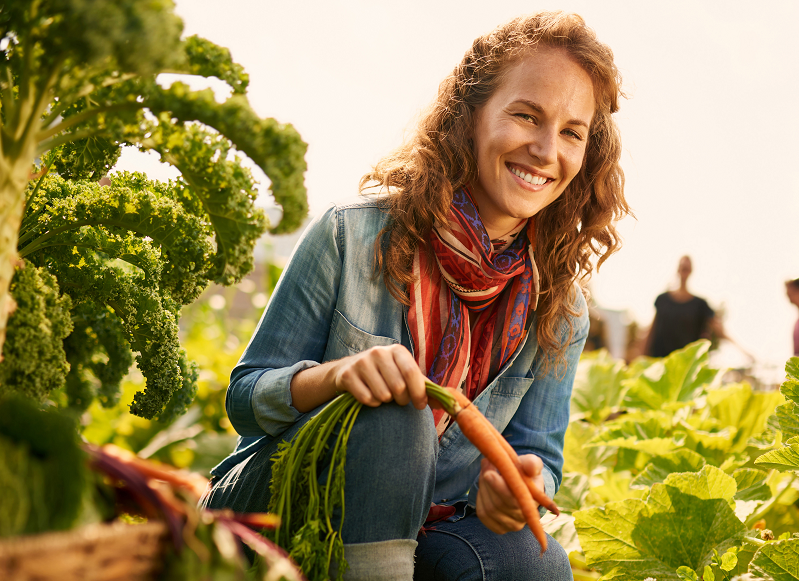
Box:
[200,402,571,580]
[415,510,571,581]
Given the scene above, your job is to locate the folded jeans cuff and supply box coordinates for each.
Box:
[333,539,418,581]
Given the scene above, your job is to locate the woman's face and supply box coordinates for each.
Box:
[469,47,595,239]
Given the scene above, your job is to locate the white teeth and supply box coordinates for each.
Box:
[511,166,547,186]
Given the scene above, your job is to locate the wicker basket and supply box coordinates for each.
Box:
[0,521,169,581]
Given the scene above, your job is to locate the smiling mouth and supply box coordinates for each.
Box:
[507,163,551,186]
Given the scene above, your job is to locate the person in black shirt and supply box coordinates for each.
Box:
[644,256,725,357]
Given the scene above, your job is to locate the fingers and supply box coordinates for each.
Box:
[334,345,426,408]
[476,458,526,534]
[392,348,428,409]
[335,365,382,407]
[519,454,543,479]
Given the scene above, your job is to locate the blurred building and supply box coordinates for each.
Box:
[586,305,633,361]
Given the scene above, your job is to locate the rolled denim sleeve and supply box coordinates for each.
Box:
[503,286,589,496]
[225,206,342,438]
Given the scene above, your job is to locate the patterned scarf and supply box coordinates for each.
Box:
[409,187,540,435]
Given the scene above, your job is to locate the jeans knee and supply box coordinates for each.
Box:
[538,534,573,580]
[349,402,437,471]
[339,403,437,543]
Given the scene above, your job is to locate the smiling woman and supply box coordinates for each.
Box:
[200,10,630,581]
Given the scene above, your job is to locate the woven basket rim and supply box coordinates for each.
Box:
[0,520,168,557]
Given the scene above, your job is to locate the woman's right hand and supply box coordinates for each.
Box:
[290,345,432,412]
[332,345,429,409]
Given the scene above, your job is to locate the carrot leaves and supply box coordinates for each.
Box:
[267,393,361,581]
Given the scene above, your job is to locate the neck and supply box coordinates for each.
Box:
[482,217,527,242]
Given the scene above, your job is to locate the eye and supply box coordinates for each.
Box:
[515,113,537,124]
[562,128,584,141]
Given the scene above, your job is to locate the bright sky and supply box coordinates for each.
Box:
[117,0,799,376]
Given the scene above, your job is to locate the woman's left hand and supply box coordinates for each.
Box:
[475,454,544,534]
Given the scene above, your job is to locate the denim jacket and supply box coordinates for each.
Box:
[213,199,589,507]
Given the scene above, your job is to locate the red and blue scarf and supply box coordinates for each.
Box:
[409,187,539,435]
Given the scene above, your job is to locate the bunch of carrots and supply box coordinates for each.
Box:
[267,379,558,581]
[85,443,307,581]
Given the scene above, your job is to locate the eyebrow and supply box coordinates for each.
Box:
[514,99,590,128]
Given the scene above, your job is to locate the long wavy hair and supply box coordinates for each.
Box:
[361,11,630,358]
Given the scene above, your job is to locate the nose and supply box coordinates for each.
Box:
[528,125,558,166]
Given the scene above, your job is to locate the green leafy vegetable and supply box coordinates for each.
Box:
[574,466,748,580]
[63,301,134,410]
[570,349,630,424]
[749,538,799,580]
[554,473,591,513]
[563,420,615,477]
[755,445,799,473]
[0,0,308,419]
[622,341,717,411]
[631,449,706,489]
[589,410,680,457]
[10,167,272,418]
[769,403,799,442]
[732,468,772,502]
[707,382,785,454]
[567,349,799,581]
[0,395,89,535]
[0,262,72,401]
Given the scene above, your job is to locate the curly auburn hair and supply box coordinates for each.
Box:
[361,11,631,358]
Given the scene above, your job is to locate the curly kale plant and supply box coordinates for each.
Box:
[0,262,72,400]
[6,165,268,419]
[0,0,308,418]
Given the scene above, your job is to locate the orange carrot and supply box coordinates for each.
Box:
[450,397,548,554]
[101,444,210,499]
[449,389,559,517]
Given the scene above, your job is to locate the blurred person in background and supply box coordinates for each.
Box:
[644,255,727,357]
[786,278,799,356]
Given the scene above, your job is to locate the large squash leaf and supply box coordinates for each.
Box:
[631,449,706,488]
[571,350,629,424]
[707,383,785,454]
[589,411,680,456]
[622,340,717,411]
[575,466,747,580]
[783,357,799,404]
[732,468,772,502]
[749,538,799,580]
[755,444,799,472]
[768,402,799,442]
[554,473,591,513]
[563,420,615,476]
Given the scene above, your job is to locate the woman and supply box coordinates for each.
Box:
[202,11,628,581]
